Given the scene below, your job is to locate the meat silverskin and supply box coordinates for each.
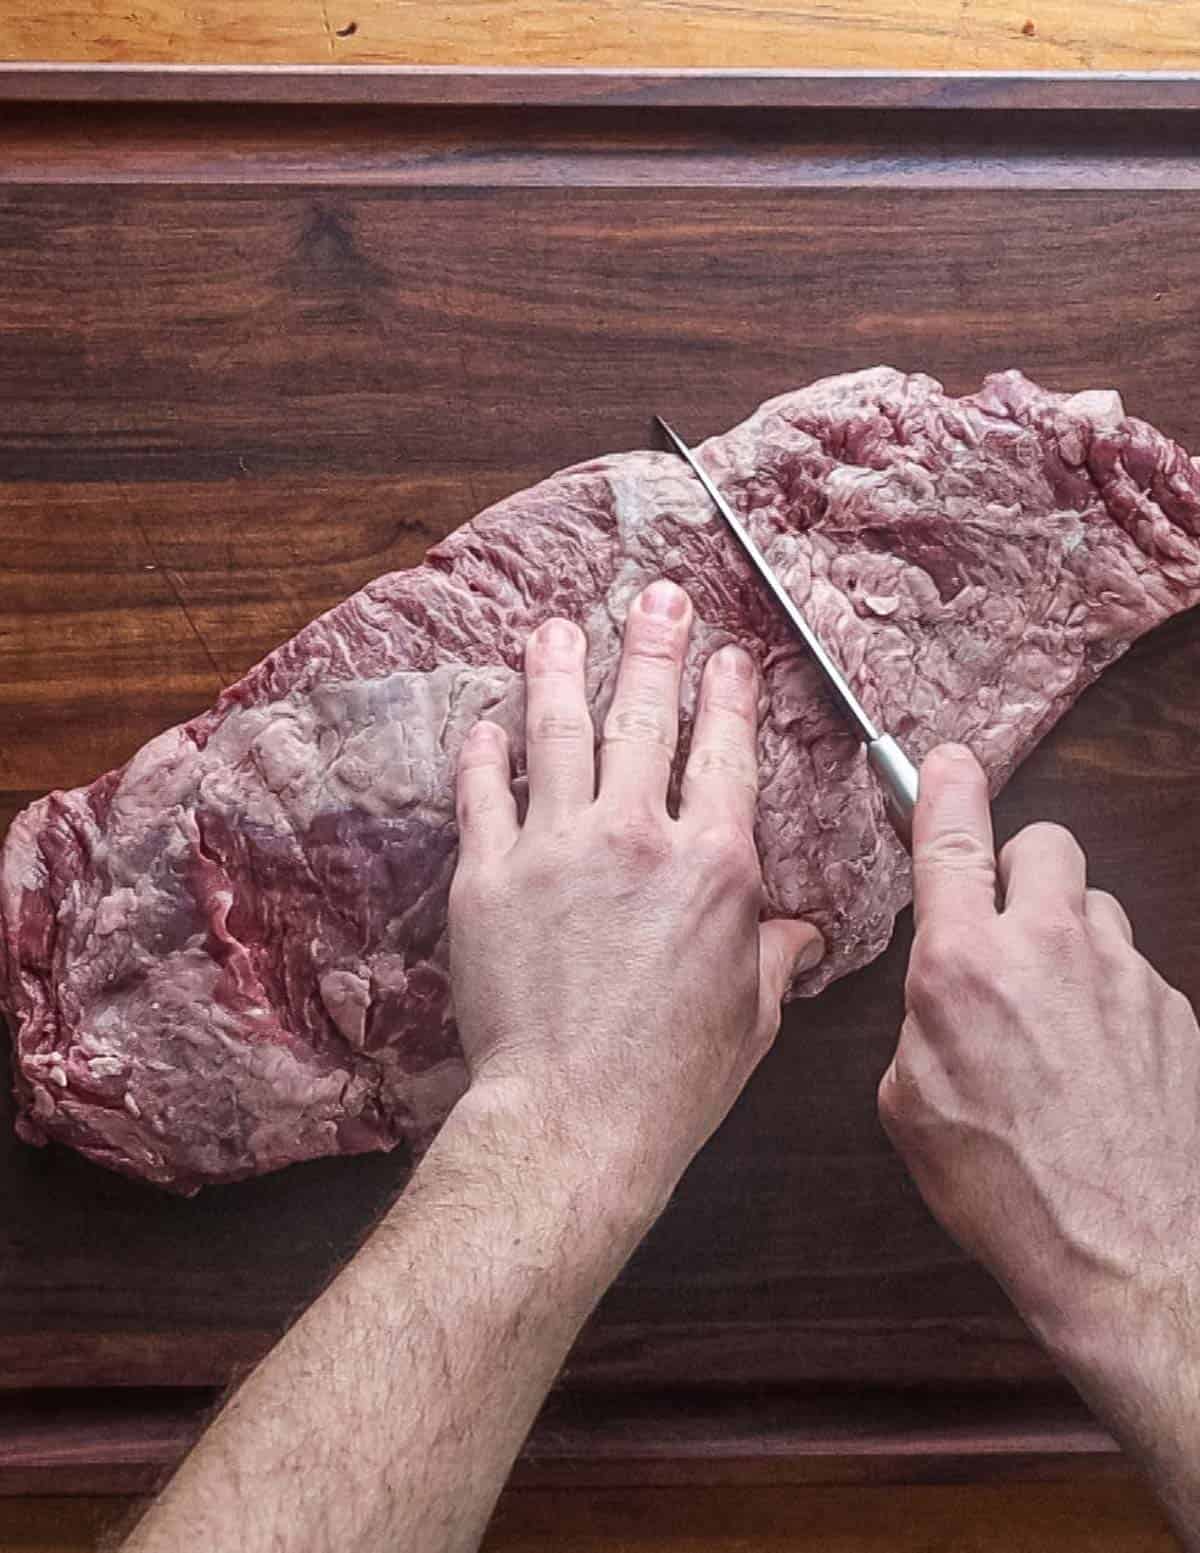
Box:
[2,366,1199,1193]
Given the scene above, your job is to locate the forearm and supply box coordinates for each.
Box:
[1038,1290,1200,1550]
[124,1081,659,1553]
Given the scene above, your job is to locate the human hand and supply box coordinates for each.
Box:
[448,580,824,1211]
[879,744,1200,1378]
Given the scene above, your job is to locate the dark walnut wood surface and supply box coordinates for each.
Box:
[0,71,1197,1483]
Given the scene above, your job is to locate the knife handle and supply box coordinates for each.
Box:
[868,734,920,851]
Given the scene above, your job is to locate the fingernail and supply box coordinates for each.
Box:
[467,719,503,745]
[537,617,580,650]
[714,643,754,682]
[640,580,688,620]
[937,742,974,763]
[794,932,825,974]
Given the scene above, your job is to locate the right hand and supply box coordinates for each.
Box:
[879,744,1200,1374]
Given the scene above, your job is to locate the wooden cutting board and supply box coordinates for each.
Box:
[0,66,1198,1489]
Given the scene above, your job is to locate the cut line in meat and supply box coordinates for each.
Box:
[3,367,1199,1193]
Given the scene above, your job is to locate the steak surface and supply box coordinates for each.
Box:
[3,367,1200,1193]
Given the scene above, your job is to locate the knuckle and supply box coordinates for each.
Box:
[455,794,483,833]
[456,733,507,777]
[906,926,985,1010]
[877,1052,921,1139]
[692,822,757,880]
[456,784,501,830]
[623,614,686,663]
[448,863,497,920]
[877,1065,906,1134]
[1164,984,1197,1026]
[603,702,674,750]
[701,670,758,720]
[529,708,592,745]
[1028,907,1086,959]
[1086,888,1131,937]
[687,741,758,791]
[909,925,963,985]
[921,827,992,873]
[600,812,671,871]
[534,819,579,853]
[878,1027,941,1146]
[507,836,563,896]
[518,854,559,896]
[456,746,493,776]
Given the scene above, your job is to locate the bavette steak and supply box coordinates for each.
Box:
[3,367,1200,1193]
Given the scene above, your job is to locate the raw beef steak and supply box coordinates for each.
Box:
[3,368,1200,1192]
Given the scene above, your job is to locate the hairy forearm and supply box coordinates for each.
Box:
[124,1081,659,1553]
[1038,1289,1200,1551]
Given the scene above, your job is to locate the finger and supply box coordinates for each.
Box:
[997,821,1087,915]
[911,744,997,929]
[757,916,825,1037]
[1085,887,1134,945]
[455,721,519,862]
[681,643,760,833]
[523,617,594,822]
[600,580,692,814]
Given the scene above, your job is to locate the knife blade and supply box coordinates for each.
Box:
[655,415,920,842]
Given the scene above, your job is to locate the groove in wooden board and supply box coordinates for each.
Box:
[0,1386,1126,1494]
[0,3,1196,70]
[5,103,1200,188]
[4,67,1200,109]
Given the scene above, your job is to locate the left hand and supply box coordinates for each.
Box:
[448,579,824,1207]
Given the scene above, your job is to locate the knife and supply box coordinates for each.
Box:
[655,416,920,845]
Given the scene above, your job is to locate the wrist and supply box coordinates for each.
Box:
[457,1074,672,1242]
[392,1075,667,1313]
[1029,1267,1200,1454]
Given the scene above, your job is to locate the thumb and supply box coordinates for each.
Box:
[912,743,996,930]
[757,916,825,1031]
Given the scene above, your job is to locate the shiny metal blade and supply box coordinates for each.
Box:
[655,416,880,746]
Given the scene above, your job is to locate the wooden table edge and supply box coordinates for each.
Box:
[1,64,1200,110]
[0,1386,1129,1493]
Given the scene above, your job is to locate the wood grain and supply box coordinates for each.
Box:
[0,1386,1132,1495]
[0,1479,1179,1553]
[0,0,1197,70]
[483,1480,1180,1550]
[6,98,1200,191]
[1,78,1199,1492]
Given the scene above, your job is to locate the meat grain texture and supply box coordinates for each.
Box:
[3,368,1200,1193]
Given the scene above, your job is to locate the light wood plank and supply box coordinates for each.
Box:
[0,0,1198,69]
